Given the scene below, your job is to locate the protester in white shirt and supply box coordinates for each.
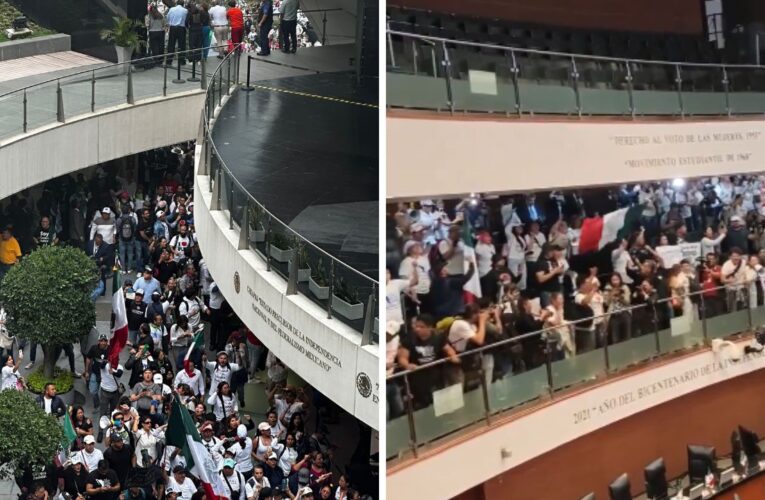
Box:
[168,466,197,499]
[398,241,431,297]
[79,435,104,472]
[503,223,527,290]
[173,361,205,397]
[385,269,416,324]
[1,352,22,391]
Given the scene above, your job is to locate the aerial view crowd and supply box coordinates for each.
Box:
[386,174,765,413]
[0,144,371,500]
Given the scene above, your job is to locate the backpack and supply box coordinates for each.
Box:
[120,216,135,240]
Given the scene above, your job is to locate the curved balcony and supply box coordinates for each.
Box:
[194,49,380,429]
[387,29,765,117]
[0,47,216,200]
[387,280,765,498]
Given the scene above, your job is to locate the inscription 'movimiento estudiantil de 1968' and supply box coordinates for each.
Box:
[247,285,342,372]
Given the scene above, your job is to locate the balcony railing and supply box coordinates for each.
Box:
[0,47,225,143]
[197,47,379,345]
[386,27,765,117]
[386,281,764,460]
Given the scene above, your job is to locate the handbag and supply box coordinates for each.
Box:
[112,372,126,396]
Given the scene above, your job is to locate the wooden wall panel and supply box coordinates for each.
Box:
[391,0,703,35]
[480,369,765,500]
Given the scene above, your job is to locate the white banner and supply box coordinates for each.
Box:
[655,245,683,268]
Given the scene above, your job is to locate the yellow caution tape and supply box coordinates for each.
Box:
[248,84,378,109]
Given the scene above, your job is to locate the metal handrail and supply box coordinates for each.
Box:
[199,47,379,324]
[387,279,756,380]
[387,28,765,70]
[0,44,228,99]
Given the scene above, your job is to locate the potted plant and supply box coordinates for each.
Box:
[309,258,330,300]
[295,240,310,282]
[249,205,265,243]
[100,16,146,70]
[268,231,293,263]
[331,277,364,320]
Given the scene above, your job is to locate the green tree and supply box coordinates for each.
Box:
[0,389,63,479]
[0,246,98,378]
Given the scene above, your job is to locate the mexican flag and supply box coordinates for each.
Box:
[578,206,643,254]
[55,407,77,467]
[183,329,205,371]
[166,395,227,499]
[108,265,128,367]
[461,218,483,301]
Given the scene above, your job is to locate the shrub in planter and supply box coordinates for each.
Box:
[332,277,364,320]
[268,231,293,263]
[309,258,330,299]
[26,366,74,395]
[295,241,310,282]
[100,16,147,67]
[248,204,265,242]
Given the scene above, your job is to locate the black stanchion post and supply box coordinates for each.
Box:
[188,56,200,83]
[172,52,185,84]
[242,55,254,91]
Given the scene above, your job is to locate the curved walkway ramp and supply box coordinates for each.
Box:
[195,53,380,430]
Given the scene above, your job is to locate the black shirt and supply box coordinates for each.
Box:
[535,259,562,293]
[87,345,110,377]
[35,226,57,246]
[126,300,148,330]
[402,333,447,366]
[62,466,89,497]
[103,444,133,487]
[156,260,179,284]
[137,218,154,243]
[86,469,120,500]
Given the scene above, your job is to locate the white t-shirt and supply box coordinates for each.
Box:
[386,335,400,376]
[447,319,476,353]
[229,437,254,473]
[209,5,228,25]
[245,477,271,499]
[278,447,298,476]
[1,365,19,391]
[219,470,245,499]
[524,233,546,262]
[100,363,124,393]
[274,395,305,424]
[385,279,409,324]
[474,242,495,277]
[80,448,104,472]
[168,476,197,499]
[611,248,634,285]
[574,291,605,327]
[398,256,431,295]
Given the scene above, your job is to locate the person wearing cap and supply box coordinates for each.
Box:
[95,360,125,443]
[398,240,431,316]
[79,435,104,472]
[199,421,224,466]
[61,453,89,499]
[228,423,255,479]
[219,458,247,500]
[153,209,170,240]
[103,430,133,488]
[89,207,117,246]
[262,451,285,491]
[295,485,314,499]
[125,288,148,347]
[85,459,120,499]
[416,199,439,246]
[134,266,161,301]
[168,466,196,500]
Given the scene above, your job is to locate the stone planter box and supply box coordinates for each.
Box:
[298,268,310,282]
[331,294,364,321]
[250,228,265,243]
[309,276,329,300]
[268,244,292,263]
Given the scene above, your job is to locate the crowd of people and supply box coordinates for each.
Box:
[0,144,372,500]
[386,174,765,413]
[141,0,321,66]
